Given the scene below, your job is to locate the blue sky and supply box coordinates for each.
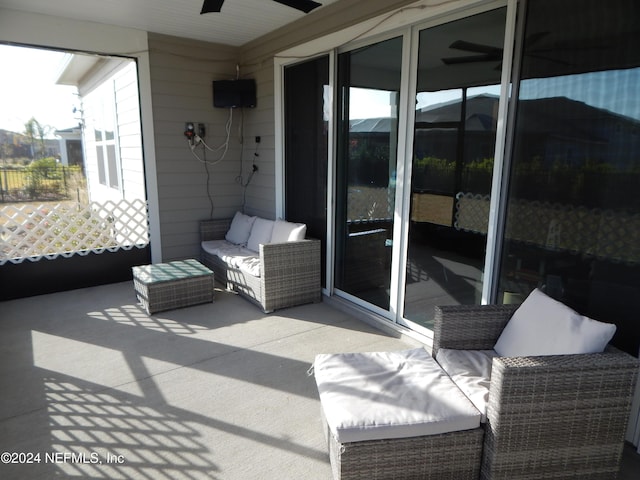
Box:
[520,68,640,121]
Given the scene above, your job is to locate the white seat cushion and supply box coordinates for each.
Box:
[236,256,261,277]
[494,288,616,357]
[313,348,481,443]
[436,349,497,422]
[201,240,260,275]
[201,239,228,257]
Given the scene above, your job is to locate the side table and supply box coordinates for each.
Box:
[132,259,214,314]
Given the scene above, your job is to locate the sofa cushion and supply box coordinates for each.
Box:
[201,239,226,257]
[270,219,306,243]
[313,348,481,443]
[436,349,497,422]
[247,218,275,252]
[225,211,256,245]
[494,288,617,357]
[201,240,258,271]
[236,256,261,277]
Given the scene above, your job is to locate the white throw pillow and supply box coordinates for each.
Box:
[494,288,616,357]
[247,218,275,252]
[225,211,256,245]
[270,219,307,243]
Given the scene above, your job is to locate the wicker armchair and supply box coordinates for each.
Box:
[433,304,639,480]
[199,218,321,313]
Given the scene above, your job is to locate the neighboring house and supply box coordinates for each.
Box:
[56,55,145,204]
[54,126,83,168]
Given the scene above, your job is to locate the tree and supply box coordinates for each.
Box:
[23,117,52,160]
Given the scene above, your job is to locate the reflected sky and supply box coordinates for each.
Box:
[520,68,640,121]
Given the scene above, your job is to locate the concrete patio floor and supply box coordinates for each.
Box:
[1,281,638,479]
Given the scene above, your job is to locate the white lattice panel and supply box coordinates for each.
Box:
[347,186,394,222]
[0,199,149,264]
[455,192,640,265]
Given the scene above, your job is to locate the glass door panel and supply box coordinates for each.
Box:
[403,8,507,328]
[497,0,640,356]
[335,37,402,311]
[284,56,329,285]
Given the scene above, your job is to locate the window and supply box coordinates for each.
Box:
[498,0,640,355]
[91,81,121,190]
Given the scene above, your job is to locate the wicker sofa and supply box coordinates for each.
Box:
[433,302,639,480]
[199,216,321,313]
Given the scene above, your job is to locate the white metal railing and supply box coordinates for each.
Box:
[0,199,149,265]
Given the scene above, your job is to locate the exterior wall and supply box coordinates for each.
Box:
[235,62,277,220]
[115,62,146,202]
[80,60,145,204]
[147,33,242,261]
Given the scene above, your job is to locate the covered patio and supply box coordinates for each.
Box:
[1,284,638,479]
[1,0,639,477]
[0,283,420,479]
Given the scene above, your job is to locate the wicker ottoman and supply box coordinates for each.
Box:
[132,259,214,314]
[313,348,484,480]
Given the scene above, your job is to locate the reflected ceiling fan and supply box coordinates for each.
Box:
[200,0,322,14]
[441,33,578,67]
[441,40,503,65]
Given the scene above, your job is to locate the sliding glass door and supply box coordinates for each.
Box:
[334,37,403,311]
[497,0,640,355]
[403,8,507,328]
[283,56,329,284]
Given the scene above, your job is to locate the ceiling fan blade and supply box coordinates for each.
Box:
[449,40,502,55]
[201,0,224,14]
[273,0,322,14]
[442,54,500,65]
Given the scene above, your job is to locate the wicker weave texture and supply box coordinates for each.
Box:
[132,263,214,314]
[199,218,321,313]
[328,428,484,480]
[433,303,639,480]
[433,304,518,356]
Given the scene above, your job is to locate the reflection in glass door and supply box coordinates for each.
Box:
[335,37,403,311]
[403,8,507,328]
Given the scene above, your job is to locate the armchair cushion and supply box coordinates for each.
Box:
[436,348,497,421]
[494,288,616,357]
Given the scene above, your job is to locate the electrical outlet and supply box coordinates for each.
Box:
[255,136,261,143]
[184,122,195,140]
[198,123,206,138]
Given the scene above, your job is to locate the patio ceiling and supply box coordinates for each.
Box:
[0,0,341,46]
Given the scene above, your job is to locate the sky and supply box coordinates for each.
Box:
[345,69,640,121]
[0,44,80,137]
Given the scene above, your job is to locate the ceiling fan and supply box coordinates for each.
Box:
[441,40,503,65]
[441,33,581,67]
[200,0,322,15]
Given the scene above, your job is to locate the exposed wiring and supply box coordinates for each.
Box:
[202,148,214,218]
[238,133,260,212]
[188,108,233,165]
